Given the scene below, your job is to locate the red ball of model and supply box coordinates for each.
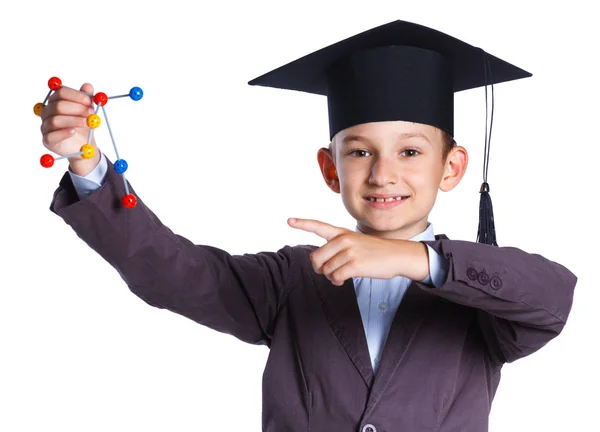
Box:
[94,92,108,106]
[40,154,54,168]
[122,194,137,208]
[48,77,62,91]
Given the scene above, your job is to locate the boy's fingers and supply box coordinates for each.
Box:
[41,100,92,120]
[47,85,92,106]
[80,83,94,98]
[42,129,75,147]
[41,115,87,134]
[288,218,344,241]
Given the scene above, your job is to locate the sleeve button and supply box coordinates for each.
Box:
[490,276,503,289]
[477,271,490,285]
[467,267,478,280]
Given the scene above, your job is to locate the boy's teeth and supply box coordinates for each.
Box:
[368,197,404,202]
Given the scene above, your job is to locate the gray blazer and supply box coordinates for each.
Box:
[50,159,577,432]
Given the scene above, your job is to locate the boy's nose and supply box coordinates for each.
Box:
[369,159,398,186]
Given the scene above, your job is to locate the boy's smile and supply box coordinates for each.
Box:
[317,120,468,240]
[363,195,409,209]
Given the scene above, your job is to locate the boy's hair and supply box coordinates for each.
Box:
[328,129,457,164]
[440,130,457,162]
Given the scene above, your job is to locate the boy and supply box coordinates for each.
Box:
[41,20,576,432]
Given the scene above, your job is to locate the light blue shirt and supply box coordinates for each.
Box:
[68,151,109,196]
[352,223,447,374]
[69,153,449,375]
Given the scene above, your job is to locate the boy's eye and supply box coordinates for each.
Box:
[401,149,420,157]
[348,149,420,157]
[349,150,371,157]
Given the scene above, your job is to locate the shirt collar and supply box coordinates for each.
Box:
[354,222,436,242]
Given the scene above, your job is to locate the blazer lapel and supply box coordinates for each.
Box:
[362,280,438,417]
[308,233,448,394]
[314,275,375,388]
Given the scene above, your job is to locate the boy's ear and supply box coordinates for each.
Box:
[317,147,340,193]
[439,145,468,192]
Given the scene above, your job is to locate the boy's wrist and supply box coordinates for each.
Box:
[395,239,430,281]
[69,150,101,177]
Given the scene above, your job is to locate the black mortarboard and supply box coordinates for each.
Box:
[248,20,532,246]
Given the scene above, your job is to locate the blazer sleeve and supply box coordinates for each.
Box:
[49,157,294,347]
[420,238,577,365]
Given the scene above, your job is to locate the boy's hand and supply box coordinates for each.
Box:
[40,83,101,176]
[288,218,429,285]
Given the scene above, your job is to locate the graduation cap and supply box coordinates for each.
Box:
[248,20,532,246]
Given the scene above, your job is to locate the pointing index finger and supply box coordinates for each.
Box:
[288,218,342,241]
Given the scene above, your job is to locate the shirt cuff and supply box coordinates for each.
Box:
[68,152,108,200]
[421,244,449,287]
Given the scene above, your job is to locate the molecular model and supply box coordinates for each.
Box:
[34,76,143,208]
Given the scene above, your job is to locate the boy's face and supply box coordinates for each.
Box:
[318,120,468,240]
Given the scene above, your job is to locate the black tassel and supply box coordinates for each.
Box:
[477,51,498,247]
[477,182,497,246]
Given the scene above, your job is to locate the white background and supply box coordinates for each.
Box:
[1,0,597,430]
